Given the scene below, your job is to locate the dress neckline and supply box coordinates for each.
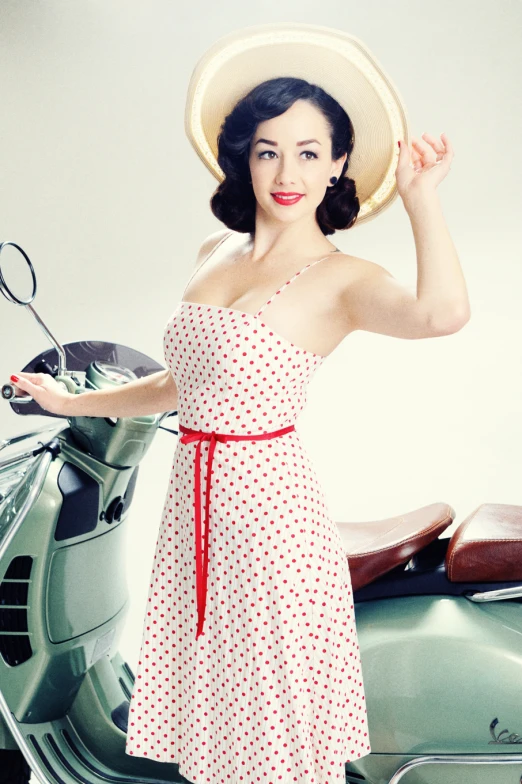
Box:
[178,300,327,360]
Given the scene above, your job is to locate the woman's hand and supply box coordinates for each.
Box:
[395,132,453,206]
[9,372,71,416]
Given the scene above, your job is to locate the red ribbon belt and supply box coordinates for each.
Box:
[179,423,296,640]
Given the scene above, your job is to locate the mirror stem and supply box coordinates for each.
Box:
[25,303,67,375]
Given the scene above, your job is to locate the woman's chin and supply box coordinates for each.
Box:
[263,202,315,222]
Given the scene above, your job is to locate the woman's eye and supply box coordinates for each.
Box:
[257,150,318,160]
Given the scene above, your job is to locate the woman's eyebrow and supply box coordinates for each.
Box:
[254,138,322,146]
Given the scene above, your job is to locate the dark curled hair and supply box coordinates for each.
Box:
[210,76,359,236]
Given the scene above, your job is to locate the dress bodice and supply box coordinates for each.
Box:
[163,231,338,435]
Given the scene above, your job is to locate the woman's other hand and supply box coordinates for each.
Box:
[396,132,453,206]
[9,372,71,416]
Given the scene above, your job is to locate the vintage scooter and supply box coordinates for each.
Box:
[0,241,521,784]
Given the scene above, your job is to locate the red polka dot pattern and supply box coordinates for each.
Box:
[124,263,371,781]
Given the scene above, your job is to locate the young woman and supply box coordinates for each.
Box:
[11,27,468,784]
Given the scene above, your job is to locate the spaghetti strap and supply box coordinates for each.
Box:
[255,250,340,317]
[181,230,235,299]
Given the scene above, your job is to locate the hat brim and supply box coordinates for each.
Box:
[185,22,410,225]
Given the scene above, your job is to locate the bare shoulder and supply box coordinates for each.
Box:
[195,228,236,268]
[337,251,392,280]
[334,252,393,298]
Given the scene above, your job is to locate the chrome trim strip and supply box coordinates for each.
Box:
[467,586,522,602]
[387,752,522,783]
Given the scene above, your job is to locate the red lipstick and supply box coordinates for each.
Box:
[271,192,304,205]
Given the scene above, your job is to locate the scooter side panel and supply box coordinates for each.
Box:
[354,594,522,755]
[46,524,128,642]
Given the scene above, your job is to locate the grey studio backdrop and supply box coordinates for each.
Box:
[0,0,521,686]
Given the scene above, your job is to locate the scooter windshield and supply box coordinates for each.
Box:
[8,340,166,419]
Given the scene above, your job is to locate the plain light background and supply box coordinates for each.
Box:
[0,1,520,672]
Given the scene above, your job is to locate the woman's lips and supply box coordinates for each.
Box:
[271,193,304,205]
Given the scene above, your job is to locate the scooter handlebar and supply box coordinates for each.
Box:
[1,382,33,403]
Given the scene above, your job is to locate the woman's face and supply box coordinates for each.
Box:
[248,98,347,225]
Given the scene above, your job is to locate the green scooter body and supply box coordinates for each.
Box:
[349,593,522,783]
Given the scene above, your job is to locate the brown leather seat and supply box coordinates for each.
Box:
[338,502,455,592]
[445,503,522,582]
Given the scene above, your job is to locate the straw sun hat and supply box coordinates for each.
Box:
[184,22,411,225]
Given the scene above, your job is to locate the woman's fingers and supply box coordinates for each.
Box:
[10,372,49,397]
[421,132,446,159]
[9,374,33,396]
[410,132,451,173]
[11,373,35,388]
[12,371,42,382]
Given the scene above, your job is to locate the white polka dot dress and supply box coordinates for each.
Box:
[125,232,371,782]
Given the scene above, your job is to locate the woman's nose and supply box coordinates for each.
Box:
[275,163,298,185]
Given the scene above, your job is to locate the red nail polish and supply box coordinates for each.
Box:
[398,141,401,148]
[10,375,19,382]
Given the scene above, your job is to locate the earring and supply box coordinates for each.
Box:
[329,176,338,186]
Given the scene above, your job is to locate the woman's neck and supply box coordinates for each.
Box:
[246,220,338,264]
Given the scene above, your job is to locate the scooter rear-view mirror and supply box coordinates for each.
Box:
[0,242,70,393]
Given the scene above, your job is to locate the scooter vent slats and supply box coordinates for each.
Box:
[0,580,28,604]
[0,555,33,665]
